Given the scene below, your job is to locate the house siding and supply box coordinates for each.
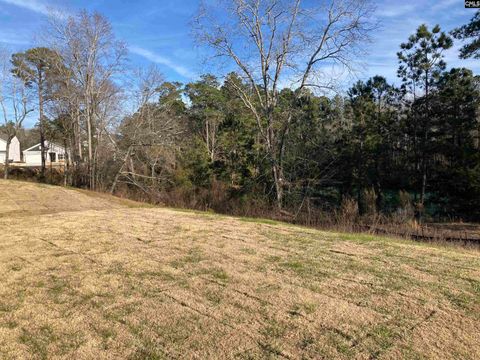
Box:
[23,152,43,166]
[23,141,67,166]
[0,137,21,162]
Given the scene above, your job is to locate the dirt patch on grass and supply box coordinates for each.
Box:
[0,180,479,359]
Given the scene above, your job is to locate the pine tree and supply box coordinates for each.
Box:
[452,10,480,59]
[11,47,63,180]
[397,24,452,209]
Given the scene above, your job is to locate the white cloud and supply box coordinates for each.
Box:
[0,0,50,16]
[0,0,69,18]
[0,37,28,45]
[0,31,29,45]
[377,4,417,18]
[431,0,459,11]
[129,45,194,79]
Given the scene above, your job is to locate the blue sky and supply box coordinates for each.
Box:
[0,0,478,107]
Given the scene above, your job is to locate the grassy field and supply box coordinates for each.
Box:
[0,180,479,359]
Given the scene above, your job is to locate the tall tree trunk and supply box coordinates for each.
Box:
[86,102,94,190]
[73,110,82,187]
[272,160,284,210]
[110,147,131,194]
[266,112,284,210]
[63,139,68,187]
[93,131,99,190]
[3,137,11,180]
[76,110,83,161]
[38,71,46,181]
[420,72,430,207]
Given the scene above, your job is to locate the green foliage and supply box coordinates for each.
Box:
[397,24,452,95]
[177,137,212,188]
[429,68,480,218]
[18,17,471,223]
[157,81,186,113]
[452,10,480,59]
[339,76,401,214]
[11,47,64,96]
[112,59,480,221]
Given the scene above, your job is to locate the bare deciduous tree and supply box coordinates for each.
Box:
[0,50,33,179]
[47,10,127,190]
[194,0,374,208]
[110,67,186,195]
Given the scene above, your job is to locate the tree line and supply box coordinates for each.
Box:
[1,2,479,223]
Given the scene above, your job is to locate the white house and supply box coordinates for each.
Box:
[23,141,67,166]
[0,135,21,163]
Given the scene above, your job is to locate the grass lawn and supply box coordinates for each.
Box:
[0,180,479,359]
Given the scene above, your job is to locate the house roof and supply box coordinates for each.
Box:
[0,134,18,143]
[24,141,65,152]
[23,144,42,152]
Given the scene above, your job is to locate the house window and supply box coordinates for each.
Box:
[58,154,65,161]
[49,152,56,162]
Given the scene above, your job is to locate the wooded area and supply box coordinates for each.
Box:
[1,2,479,225]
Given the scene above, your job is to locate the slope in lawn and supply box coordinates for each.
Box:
[0,180,127,217]
[0,180,479,359]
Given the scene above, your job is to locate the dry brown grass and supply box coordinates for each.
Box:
[0,180,479,359]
